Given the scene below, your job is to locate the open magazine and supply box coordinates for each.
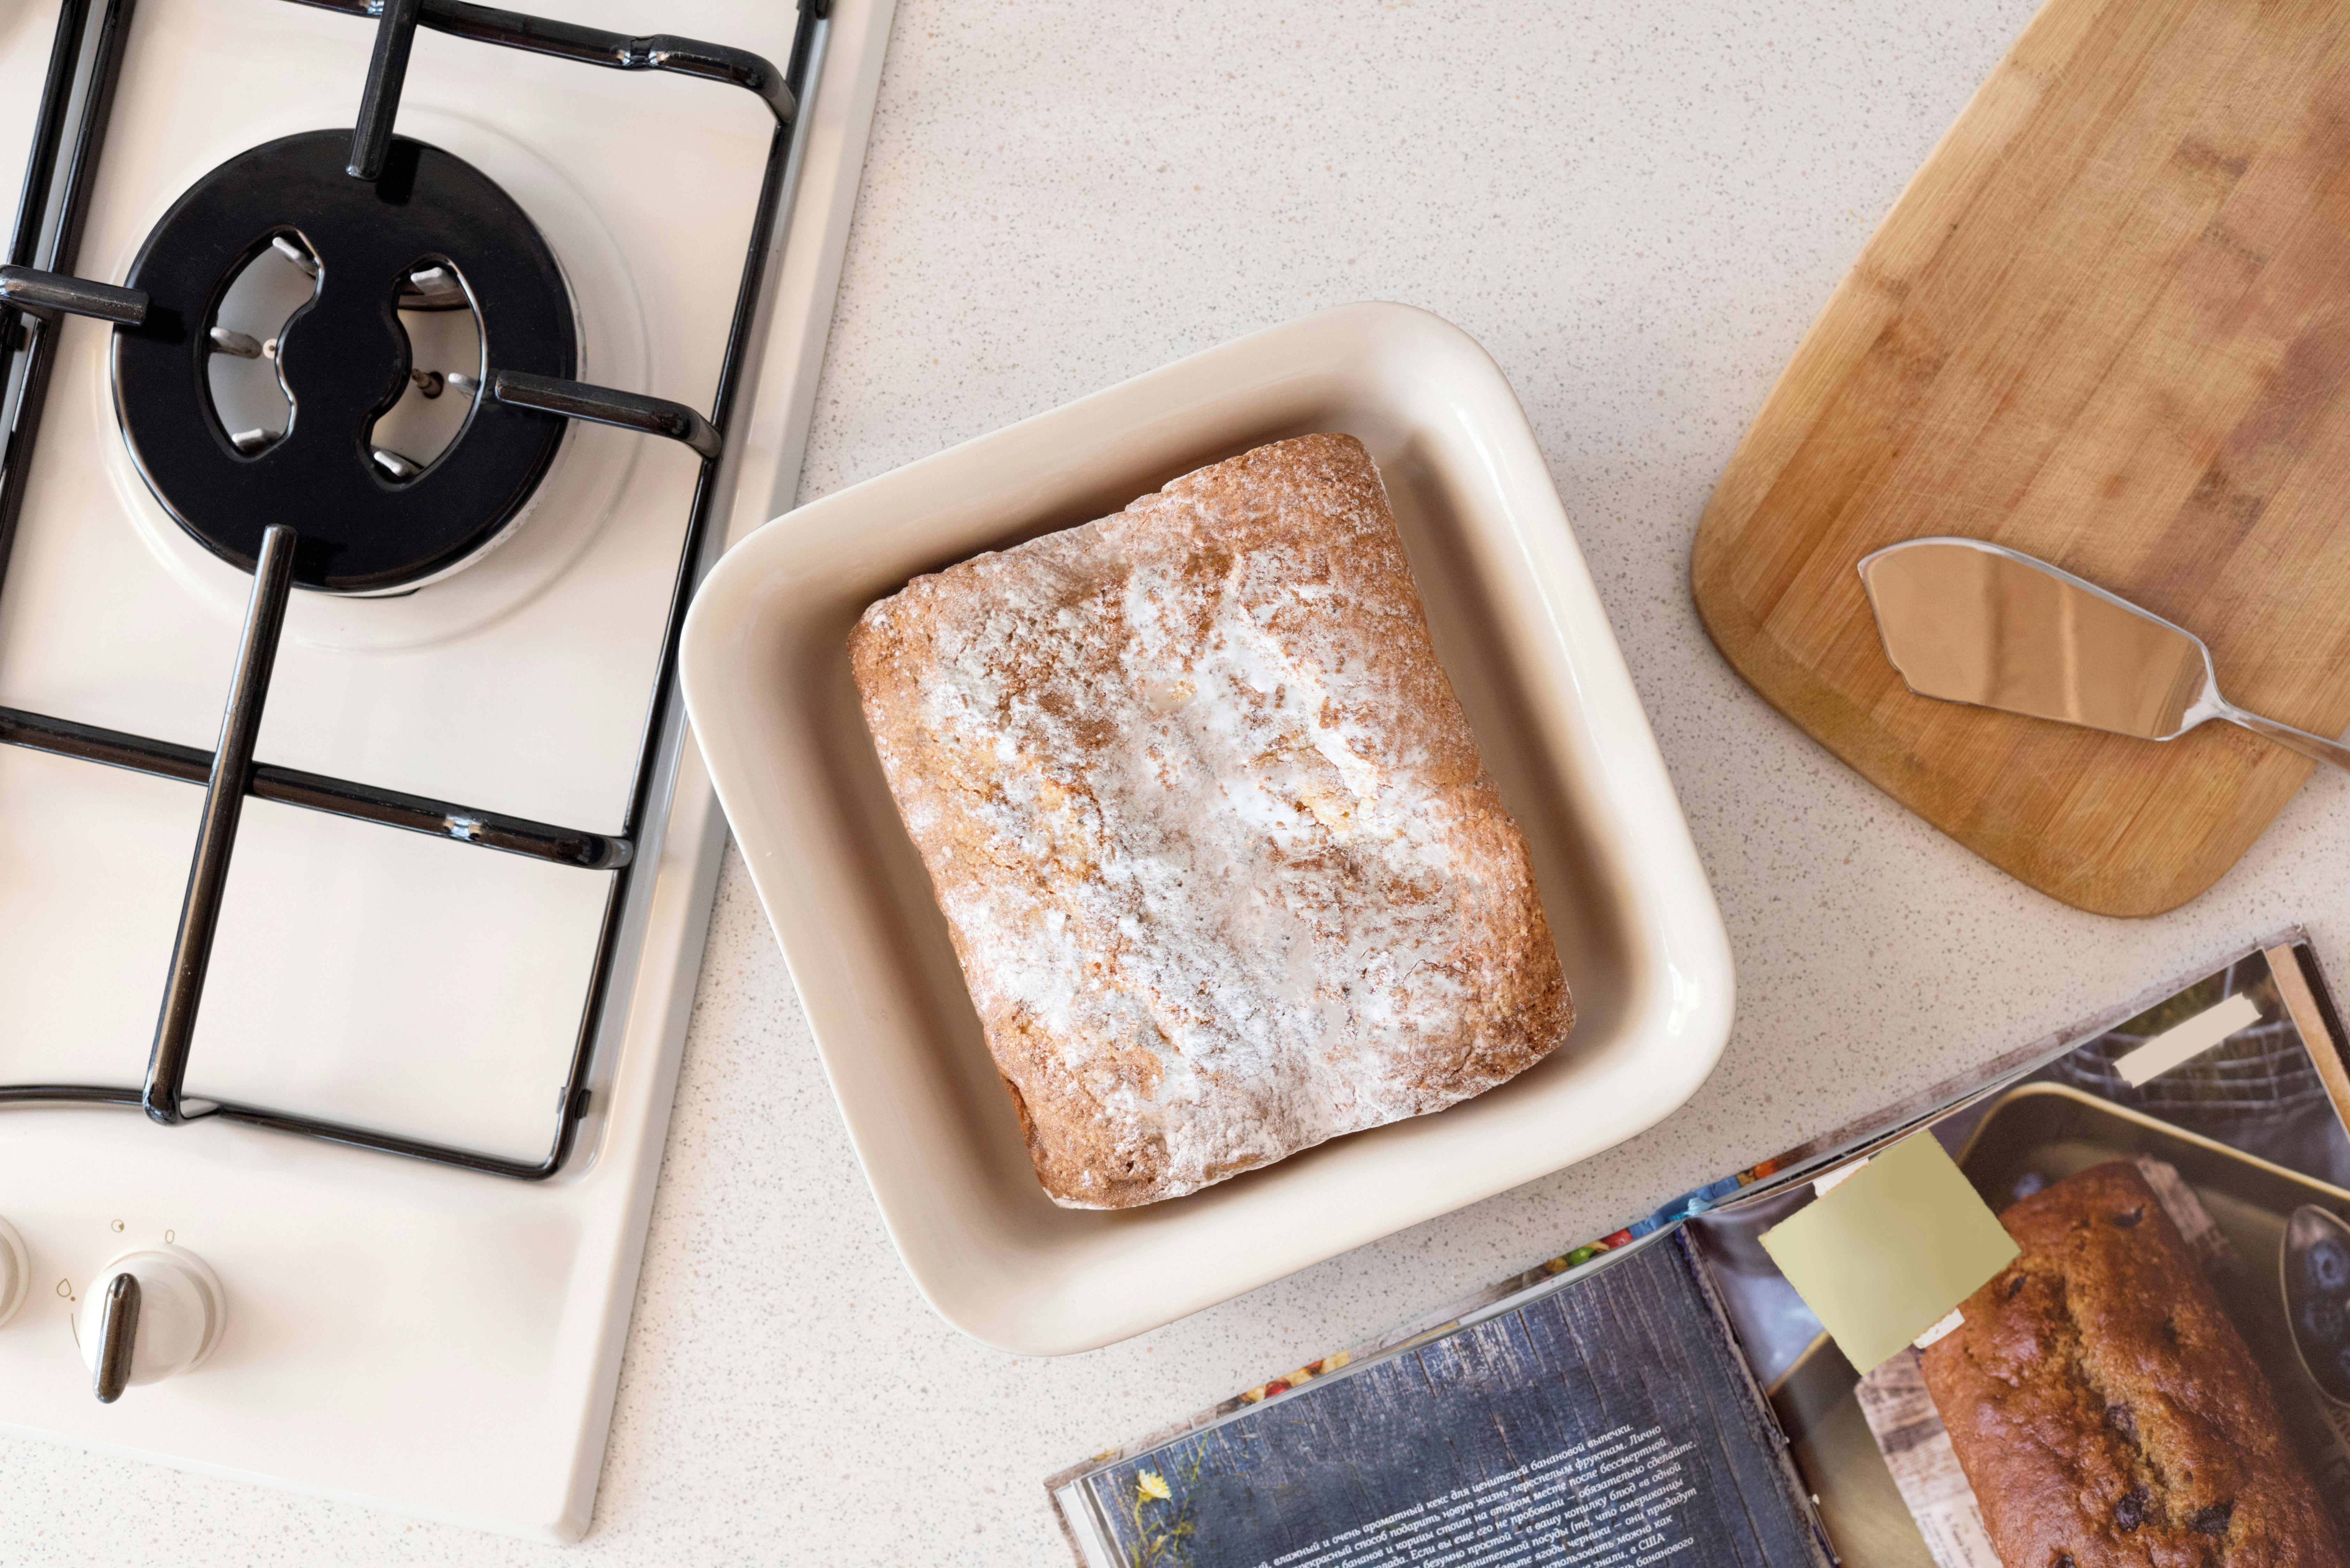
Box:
[1048,931,2350,1568]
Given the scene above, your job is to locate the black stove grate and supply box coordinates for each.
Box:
[0,0,829,1178]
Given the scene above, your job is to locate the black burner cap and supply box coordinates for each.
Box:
[113,130,577,593]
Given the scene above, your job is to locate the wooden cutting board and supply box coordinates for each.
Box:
[1691,0,2350,917]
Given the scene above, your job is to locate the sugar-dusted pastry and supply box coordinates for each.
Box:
[847,434,1572,1208]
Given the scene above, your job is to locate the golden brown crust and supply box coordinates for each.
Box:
[848,434,1572,1208]
[1920,1161,2346,1568]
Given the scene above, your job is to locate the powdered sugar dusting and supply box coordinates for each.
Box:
[850,434,1570,1207]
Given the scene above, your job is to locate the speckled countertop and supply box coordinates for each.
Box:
[14,0,2350,1561]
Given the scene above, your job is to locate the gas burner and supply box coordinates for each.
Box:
[116,130,577,592]
[0,0,808,1180]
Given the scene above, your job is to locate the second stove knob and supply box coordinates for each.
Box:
[77,1245,227,1403]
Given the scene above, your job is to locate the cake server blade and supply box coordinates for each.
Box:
[1856,536,2350,771]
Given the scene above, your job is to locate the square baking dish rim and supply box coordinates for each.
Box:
[680,300,1735,1354]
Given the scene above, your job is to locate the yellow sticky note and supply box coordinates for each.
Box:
[1759,1132,2019,1373]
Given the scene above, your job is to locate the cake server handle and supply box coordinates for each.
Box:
[2207,699,2350,773]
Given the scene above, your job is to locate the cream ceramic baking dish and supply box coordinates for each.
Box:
[679,301,1733,1354]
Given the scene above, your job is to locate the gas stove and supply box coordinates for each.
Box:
[0,0,886,1537]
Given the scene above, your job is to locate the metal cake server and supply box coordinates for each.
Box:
[1857,536,2350,772]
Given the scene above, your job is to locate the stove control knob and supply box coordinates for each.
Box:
[78,1246,227,1403]
[0,1218,27,1326]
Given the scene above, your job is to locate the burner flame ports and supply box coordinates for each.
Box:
[203,230,320,459]
[201,240,483,483]
[367,255,483,484]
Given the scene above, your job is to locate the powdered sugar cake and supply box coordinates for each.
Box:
[847,433,1573,1208]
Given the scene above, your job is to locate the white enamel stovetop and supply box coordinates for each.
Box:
[0,0,891,1538]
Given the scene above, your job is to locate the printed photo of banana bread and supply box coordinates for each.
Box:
[848,434,1573,1209]
[1919,1160,2346,1568]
